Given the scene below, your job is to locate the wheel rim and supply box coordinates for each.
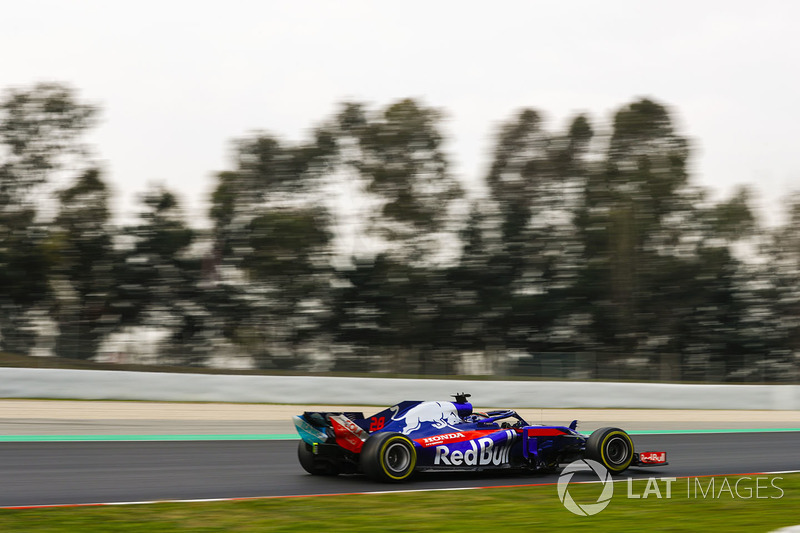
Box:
[384,442,411,474]
[605,436,629,465]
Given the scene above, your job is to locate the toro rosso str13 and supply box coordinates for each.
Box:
[293,393,667,482]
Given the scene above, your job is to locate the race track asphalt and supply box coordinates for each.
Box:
[1,432,798,507]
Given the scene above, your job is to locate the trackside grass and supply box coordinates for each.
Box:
[3,474,799,532]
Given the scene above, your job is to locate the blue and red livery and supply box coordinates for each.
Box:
[293,393,667,482]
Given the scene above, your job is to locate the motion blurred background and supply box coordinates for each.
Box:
[1,1,799,383]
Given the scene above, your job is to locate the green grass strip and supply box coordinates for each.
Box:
[2,473,799,532]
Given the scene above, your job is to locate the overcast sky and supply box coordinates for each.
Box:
[3,1,799,227]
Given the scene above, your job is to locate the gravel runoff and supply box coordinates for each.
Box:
[0,400,798,435]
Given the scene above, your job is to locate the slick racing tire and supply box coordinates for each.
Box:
[361,432,417,482]
[297,441,339,476]
[585,427,634,474]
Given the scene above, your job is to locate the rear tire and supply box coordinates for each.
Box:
[585,427,634,474]
[360,432,417,482]
[297,441,339,476]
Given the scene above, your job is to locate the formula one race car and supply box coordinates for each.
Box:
[293,393,668,482]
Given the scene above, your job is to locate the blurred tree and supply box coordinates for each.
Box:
[329,252,457,374]
[578,98,691,356]
[690,188,758,378]
[322,99,465,371]
[739,193,800,381]
[774,195,800,362]
[483,110,594,356]
[0,82,97,354]
[0,83,96,202]
[209,132,334,369]
[574,100,770,381]
[328,254,406,370]
[111,186,204,364]
[49,168,114,359]
[328,99,464,264]
[441,205,510,366]
[243,207,332,368]
[641,186,763,381]
[0,207,49,354]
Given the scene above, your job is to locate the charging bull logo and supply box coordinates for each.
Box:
[390,401,463,435]
[434,430,516,467]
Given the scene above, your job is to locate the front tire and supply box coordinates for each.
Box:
[585,427,634,474]
[361,432,417,482]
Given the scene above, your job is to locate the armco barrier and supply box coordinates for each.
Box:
[0,367,798,409]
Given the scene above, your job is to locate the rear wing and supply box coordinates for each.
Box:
[294,411,366,447]
[301,411,365,428]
